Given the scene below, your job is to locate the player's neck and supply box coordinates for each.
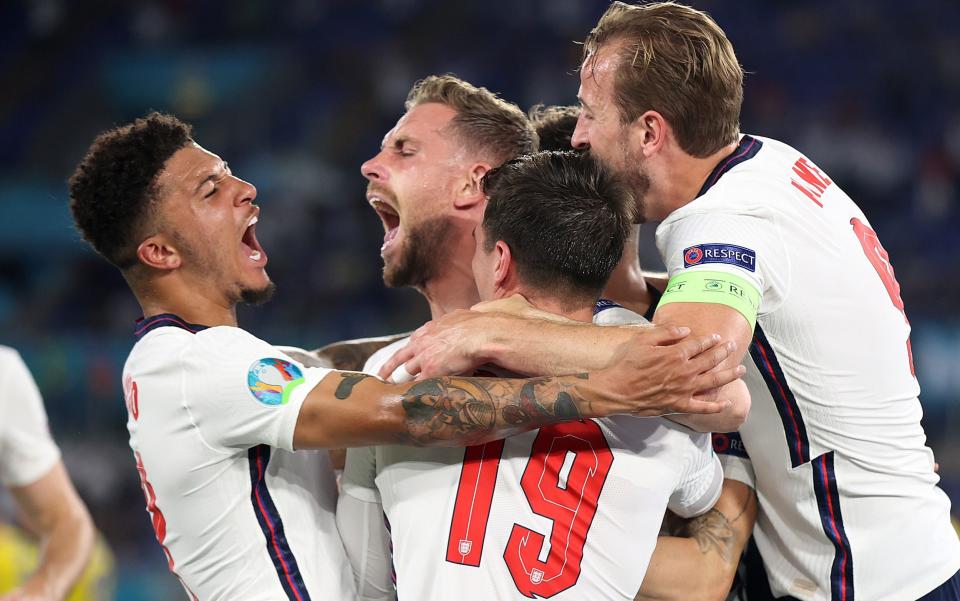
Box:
[136,280,238,328]
[601,226,653,315]
[419,260,480,320]
[500,288,593,324]
[659,139,739,214]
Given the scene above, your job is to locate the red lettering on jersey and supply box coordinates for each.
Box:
[135,451,170,564]
[446,440,505,566]
[504,420,613,598]
[851,218,915,376]
[134,451,199,600]
[445,420,614,599]
[124,375,139,420]
[791,157,832,207]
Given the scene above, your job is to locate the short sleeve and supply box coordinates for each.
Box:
[655,209,789,315]
[668,432,724,518]
[182,328,332,453]
[0,349,61,487]
[340,446,381,503]
[711,431,756,489]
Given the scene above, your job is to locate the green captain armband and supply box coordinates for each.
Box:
[658,270,761,330]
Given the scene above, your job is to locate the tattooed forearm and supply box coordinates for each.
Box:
[398,375,591,445]
[335,372,372,399]
[684,489,756,563]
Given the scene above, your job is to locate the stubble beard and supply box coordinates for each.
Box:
[616,135,652,224]
[239,281,276,306]
[383,215,455,289]
[174,230,276,306]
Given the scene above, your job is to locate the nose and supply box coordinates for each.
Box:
[361,152,386,182]
[233,176,257,206]
[571,115,590,150]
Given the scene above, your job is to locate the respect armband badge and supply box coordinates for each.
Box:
[659,270,761,329]
[683,243,756,272]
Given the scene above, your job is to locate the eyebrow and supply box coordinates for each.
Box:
[577,96,592,111]
[381,134,420,151]
[194,162,229,193]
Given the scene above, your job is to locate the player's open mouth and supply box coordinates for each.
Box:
[369,196,401,252]
[240,213,267,266]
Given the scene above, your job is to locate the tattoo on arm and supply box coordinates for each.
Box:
[334,372,372,400]
[684,490,756,563]
[396,375,591,445]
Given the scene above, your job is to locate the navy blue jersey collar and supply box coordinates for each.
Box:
[134,313,209,340]
[696,135,763,198]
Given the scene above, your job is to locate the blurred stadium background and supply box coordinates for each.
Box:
[0,0,957,598]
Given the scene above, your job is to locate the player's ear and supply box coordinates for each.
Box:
[635,109,668,158]
[136,234,182,271]
[493,240,512,290]
[454,163,491,210]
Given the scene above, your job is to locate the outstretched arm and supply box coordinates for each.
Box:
[1,463,95,601]
[378,309,652,378]
[636,480,757,601]
[294,331,743,449]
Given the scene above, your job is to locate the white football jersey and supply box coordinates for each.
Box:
[339,306,722,601]
[657,135,960,600]
[124,314,356,601]
[0,346,61,488]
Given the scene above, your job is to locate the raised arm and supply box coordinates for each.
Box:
[636,479,757,601]
[294,331,744,449]
[2,463,95,601]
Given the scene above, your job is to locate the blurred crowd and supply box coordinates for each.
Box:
[0,0,957,597]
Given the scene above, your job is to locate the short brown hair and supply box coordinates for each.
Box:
[583,1,743,157]
[528,104,581,152]
[405,75,537,164]
[69,112,193,269]
[482,151,633,307]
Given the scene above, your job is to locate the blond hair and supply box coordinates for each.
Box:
[405,75,537,164]
[583,1,743,157]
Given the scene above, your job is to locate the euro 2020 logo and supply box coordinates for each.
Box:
[247,358,304,406]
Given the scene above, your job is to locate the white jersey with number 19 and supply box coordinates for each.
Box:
[657,134,960,601]
[338,305,722,601]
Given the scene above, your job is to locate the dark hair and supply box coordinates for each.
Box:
[406,75,537,164]
[583,1,743,157]
[481,151,634,306]
[68,112,193,269]
[528,104,581,152]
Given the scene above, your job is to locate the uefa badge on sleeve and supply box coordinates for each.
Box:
[247,358,305,406]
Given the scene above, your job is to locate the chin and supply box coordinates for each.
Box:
[240,281,276,306]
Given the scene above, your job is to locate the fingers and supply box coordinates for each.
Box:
[672,397,730,415]
[640,324,692,347]
[672,332,723,361]
[378,345,415,379]
[693,365,746,396]
[688,340,737,375]
[402,357,423,381]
